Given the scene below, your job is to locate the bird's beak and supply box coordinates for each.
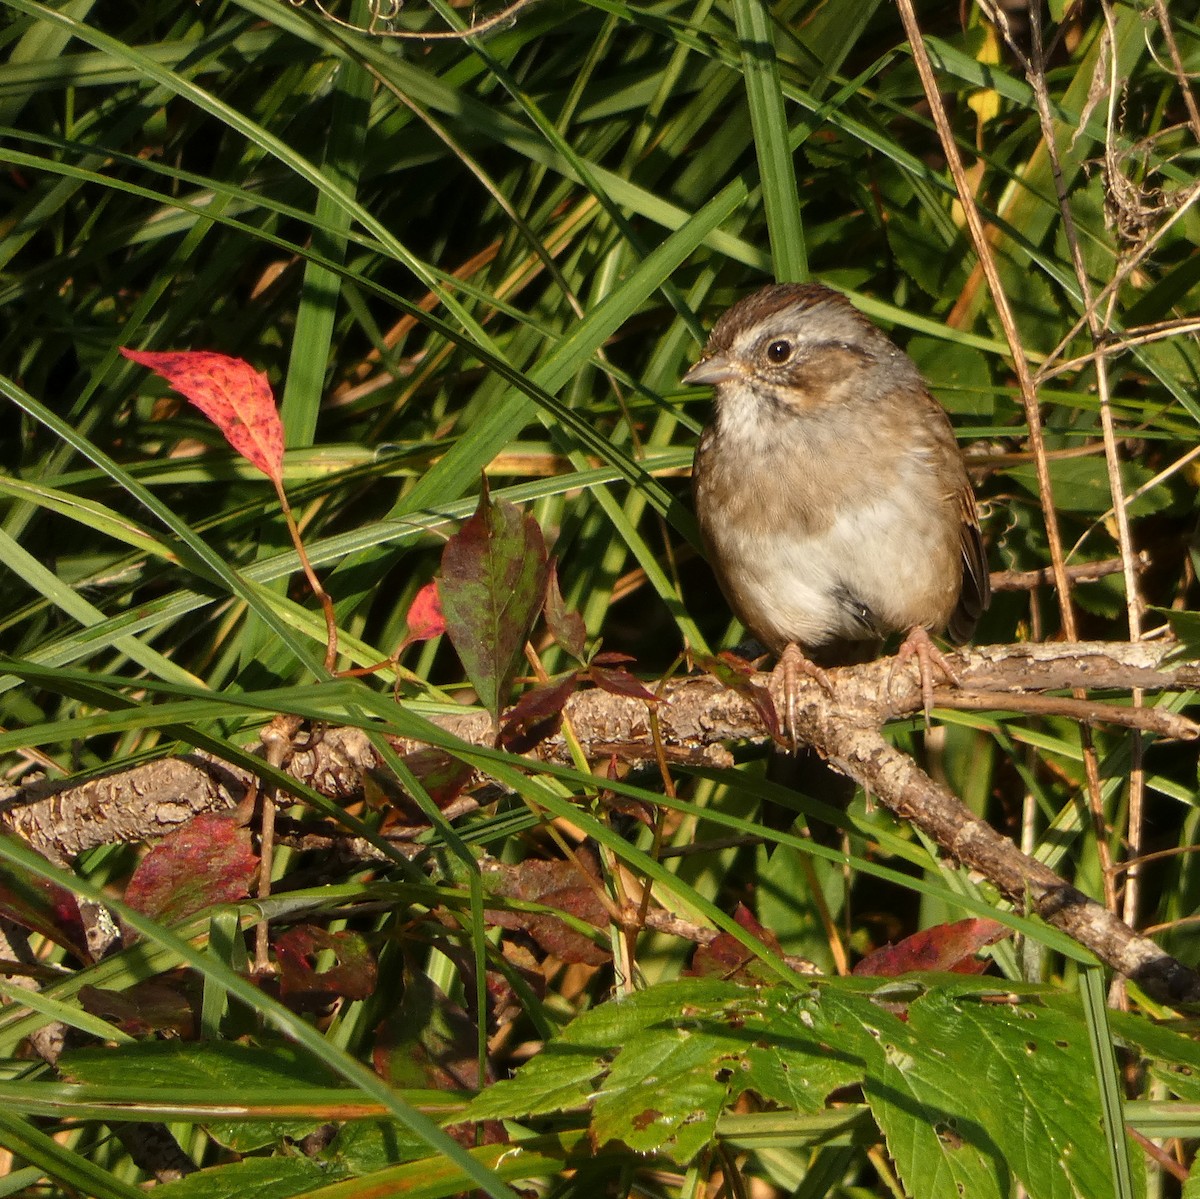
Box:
[682,354,738,386]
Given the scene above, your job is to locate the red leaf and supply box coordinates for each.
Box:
[123,812,258,934]
[587,663,657,702]
[685,904,781,984]
[439,478,548,724]
[121,348,283,483]
[852,918,1010,977]
[544,559,586,660]
[499,673,579,753]
[403,580,445,646]
[275,926,377,1003]
[590,651,636,666]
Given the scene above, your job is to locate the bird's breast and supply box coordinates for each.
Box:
[694,412,962,652]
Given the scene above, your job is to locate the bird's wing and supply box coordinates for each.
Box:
[948,481,990,644]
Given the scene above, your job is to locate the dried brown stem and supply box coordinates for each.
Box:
[291,0,539,41]
[897,0,1077,638]
[1150,0,1200,145]
[1037,317,1200,382]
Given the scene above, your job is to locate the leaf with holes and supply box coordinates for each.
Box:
[121,347,284,483]
[439,479,548,724]
[274,926,377,1003]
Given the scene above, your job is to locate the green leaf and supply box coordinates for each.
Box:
[59,1040,338,1151]
[732,0,806,280]
[874,986,1143,1199]
[154,1157,348,1199]
[906,335,994,417]
[465,979,865,1164]
[1003,457,1171,517]
[465,976,1146,1193]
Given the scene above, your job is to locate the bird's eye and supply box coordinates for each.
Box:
[766,339,793,364]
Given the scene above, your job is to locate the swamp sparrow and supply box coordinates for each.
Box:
[685,282,989,728]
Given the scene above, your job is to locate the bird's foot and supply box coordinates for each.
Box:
[770,642,835,750]
[887,626,960,726]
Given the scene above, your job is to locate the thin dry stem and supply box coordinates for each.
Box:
[275,482,339,674]
[898,0,1078,640]
[290,0,539,40]
[1037,316,1200,382]
[990,552,1148,593]
[1020,0,1142,915]
[1150,0,1200,144]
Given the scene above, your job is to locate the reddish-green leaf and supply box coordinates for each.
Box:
[439,479,548,724]
[483,856,611,966]
[0,853,87,960]
[79,982,194,1038]
[685,904,782,985]
[586,660,657,702]
[123,812,258,933]
[852,918,1010,977]
[544,559,586,660]
[499,673,579,753]
[374,968,490,1093]
[121,347,284,483]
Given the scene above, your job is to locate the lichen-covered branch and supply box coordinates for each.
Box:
[3,640,1197,999]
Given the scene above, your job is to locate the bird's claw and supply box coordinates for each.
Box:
[887,626,960,726]
[770,642,835,750]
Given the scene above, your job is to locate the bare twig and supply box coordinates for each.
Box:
[989,552,1149,593]
[934,689,1193,739]
[1037,316,1200,382]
